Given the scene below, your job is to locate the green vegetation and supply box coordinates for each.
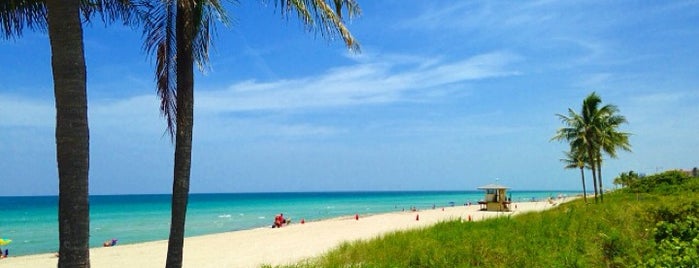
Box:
[274,171,697,267]
[620,170,699,194]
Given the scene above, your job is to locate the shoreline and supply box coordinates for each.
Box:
[2,198,575,267]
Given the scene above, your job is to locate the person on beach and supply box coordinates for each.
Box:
[273,213,287,228]
[273,214,280,228]
[103,238,118,247]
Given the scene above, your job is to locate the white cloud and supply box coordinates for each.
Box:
[630,91,691,104]
[398,2,565,33]
[87,95,168,137]
[0,94,54,127]
[0,91,168,139]
[196,51,520,113]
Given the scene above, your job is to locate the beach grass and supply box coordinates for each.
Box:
[275,173,698,267]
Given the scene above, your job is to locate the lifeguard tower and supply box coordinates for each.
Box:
[477,184,511,211]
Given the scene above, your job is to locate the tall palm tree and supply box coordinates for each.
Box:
[2,1,138,266]
[595,106,631,202]
[560,148,589,203]
[45,1,91,266]
[553,106,600,203]
[580,93,630,202]
[579,93,606,202]
[553,92,631,203]
[141,1,359,266]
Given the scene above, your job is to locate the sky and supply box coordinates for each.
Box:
[1,1,698,196]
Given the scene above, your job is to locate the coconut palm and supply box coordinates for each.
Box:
[2,1,138,266]
[560,147,590,203]
[140,1,359,266]
[613,171,638,188]
[579,92,631,202]
[595,106,631,202]
[45,2,91,266]
[140,2,222,266]
[553,106,600,202]
[552,92,631,203]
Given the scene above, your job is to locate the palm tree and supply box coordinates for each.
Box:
[580,93,607,202]
[579,93,630,202]
[553,106,600,202]
[141,1,359,266]
[2,1,138,266]
[613,171,638,188]
[553,92,631,203]
[560,148,589,203]
[45,1,91,266]
[595,106,631,202]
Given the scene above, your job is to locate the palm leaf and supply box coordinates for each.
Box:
[142,0,178,139]
[140,0,230,140]
[276,0,360,51]
[81,0,142,26]
[0,0,47,39]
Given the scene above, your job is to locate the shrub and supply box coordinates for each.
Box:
[627,170,694,194]
[638,199,699,267]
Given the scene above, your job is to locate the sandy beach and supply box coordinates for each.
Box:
[2,198,572,267]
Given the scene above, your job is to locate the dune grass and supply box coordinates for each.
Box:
[270,189,697,267]
[268,171,698,267]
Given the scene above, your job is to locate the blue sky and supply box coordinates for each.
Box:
[1,1,698,196]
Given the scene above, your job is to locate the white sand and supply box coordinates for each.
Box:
[2,198,573,267]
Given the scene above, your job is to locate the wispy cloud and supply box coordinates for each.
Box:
[398,2,563,33]
[197,51,520,113]
[0,93,165,132]
[0,51,519,139]
[0,94,54,127]
[397,2,648,71]
[630,91,696,105]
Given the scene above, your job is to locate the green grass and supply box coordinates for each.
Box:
[271,174,698,267]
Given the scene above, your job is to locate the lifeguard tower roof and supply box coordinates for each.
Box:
[476,183,510,190]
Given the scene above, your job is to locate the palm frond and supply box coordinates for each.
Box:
[80,0,143,27]
[560,149,590,170]
[0,0,146,38]
[142,0,177,139]
[0,0,47,39]
[140,0,230,140]
[191,0,230,72]
[275,0,360,51]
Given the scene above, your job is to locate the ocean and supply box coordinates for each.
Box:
[0,191,578,256]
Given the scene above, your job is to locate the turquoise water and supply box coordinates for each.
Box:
[0,191,577,256]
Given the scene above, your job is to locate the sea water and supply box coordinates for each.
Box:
[0,191,577,256]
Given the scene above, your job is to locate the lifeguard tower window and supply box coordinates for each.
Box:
[486,189,496,194]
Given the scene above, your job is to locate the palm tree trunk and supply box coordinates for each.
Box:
[579,167,588,203]
[165,2,195,267]
[587,149,598,203]
[46,0,91,267]
[591,166,598,203]
[597,159,604,203]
